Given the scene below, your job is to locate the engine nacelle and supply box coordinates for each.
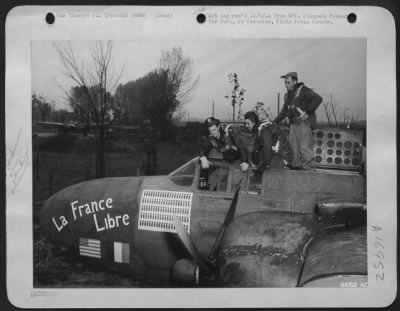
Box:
[216,211,316,287]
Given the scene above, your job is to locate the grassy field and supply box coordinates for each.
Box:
[33,136,201,203]
[33,134,202,287]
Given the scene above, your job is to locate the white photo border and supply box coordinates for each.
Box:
[5,5,397,308]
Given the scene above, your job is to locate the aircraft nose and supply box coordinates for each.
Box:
[39,176,144,246]
[40,190,76,245]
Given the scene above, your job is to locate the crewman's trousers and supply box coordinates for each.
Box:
[289,120,314,169]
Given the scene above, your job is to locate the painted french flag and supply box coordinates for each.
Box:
[113,242,130,263]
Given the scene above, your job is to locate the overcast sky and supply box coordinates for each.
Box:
[32,38,366,122]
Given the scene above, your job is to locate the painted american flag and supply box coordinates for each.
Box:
[79,237,101,258]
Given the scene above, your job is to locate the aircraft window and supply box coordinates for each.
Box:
[169,161,196,187]
[198,165,228,192]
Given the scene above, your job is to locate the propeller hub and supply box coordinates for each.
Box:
[173,259,200,285]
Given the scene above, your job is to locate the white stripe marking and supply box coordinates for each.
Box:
[114,242,122,263]
[85,240,100,245]
[79,247,100,254]
[80,244,100,249]
[80,252,101,258]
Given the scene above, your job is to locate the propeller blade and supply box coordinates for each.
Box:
[172,215,208,267]
[208,188,240,262]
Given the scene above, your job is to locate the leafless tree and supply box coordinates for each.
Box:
[158,47,199,112]
[331,104,339,127]
[349,112,360,128]
[153,47,199,140]
[54,41,123,177]
[322,101,332,127]
[322,94,361,129]
[341,107,350,127]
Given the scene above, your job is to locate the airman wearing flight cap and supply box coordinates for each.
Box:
[199,117,241,190]
[199,117,240,168]
[274,72,322,169]
[280,71,298,79]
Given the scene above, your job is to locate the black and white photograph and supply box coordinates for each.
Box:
[32,37,368,288]
[6,6,396,308]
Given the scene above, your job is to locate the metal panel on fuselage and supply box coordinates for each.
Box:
[190,190,234,257]
[186,162,240,259]
[260,169,365,213]
[134,176,193,285]
[134,168,238,284]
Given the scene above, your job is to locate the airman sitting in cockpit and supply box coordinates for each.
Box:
[199,117,241,191]
[199,117,240,167]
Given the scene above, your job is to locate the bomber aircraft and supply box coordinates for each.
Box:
[40,125,367,287]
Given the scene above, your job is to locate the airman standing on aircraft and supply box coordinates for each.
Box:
[274,72,322,170]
